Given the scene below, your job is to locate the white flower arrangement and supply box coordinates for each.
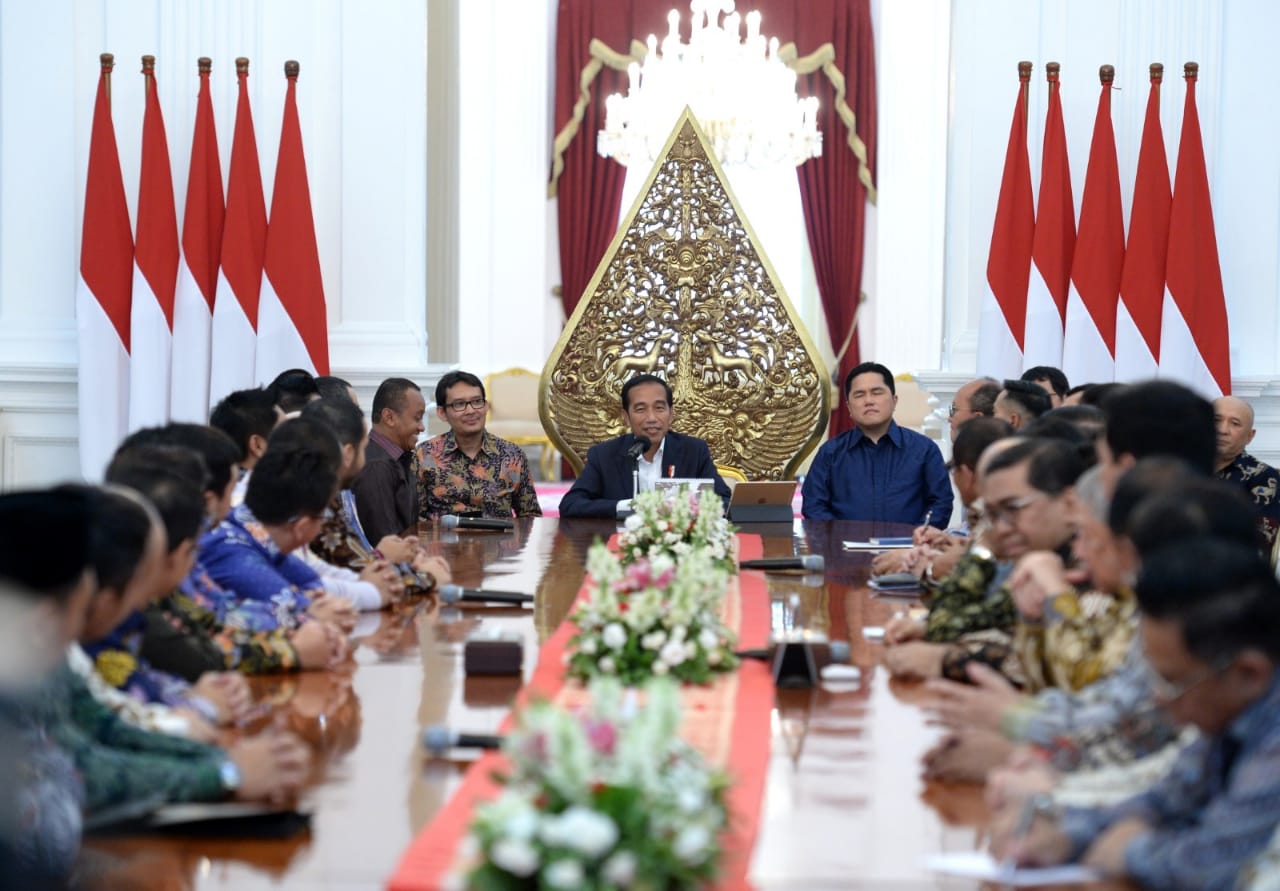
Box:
[464,679,729,889]
[567,542,738,685]
[618,486,735,572]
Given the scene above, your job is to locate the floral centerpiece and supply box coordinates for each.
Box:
[566,542,738,685]
[617,486,735,572]
[464,678,729,889]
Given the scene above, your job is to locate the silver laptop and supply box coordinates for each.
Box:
[728,480,797,523]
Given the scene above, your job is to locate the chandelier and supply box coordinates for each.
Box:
[597,0,822,168]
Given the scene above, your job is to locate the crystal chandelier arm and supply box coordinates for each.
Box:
[788,43,877,203]
[548,36,647,198]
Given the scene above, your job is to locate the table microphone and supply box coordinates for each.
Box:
[739,554,825,572]
[422,725,503,756]
[440,515,514,531]
[439,584,534,606]
[625,436,651,460]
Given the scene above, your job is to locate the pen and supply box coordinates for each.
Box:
[1000,792,1047,880]
[668,464,675,478]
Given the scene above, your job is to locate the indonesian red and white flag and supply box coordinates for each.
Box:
[129,56,179,430]
[209,59,266,407]
[170,59,224,422]
[1062,67,1124,385]
[1115,65,1170,382]
[257,62,329,379]
[1023,64,1074,370]
[77,54,134,479]
[1160,64,1231,397]
[977,63,1034,380]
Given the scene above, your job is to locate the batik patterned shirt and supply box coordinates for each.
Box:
[310,490,438,595]
[42,661,224,815]
[1218,450,1280,549]
[415,431,542,519]
[141,590,300,680]
[199,503,324,630]
[1060,675,1280,891]
[1015,587,1136,694]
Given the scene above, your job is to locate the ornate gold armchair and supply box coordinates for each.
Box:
[483,368,558,480]
[539,110,831,482]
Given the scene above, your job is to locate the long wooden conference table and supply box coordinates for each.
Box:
[89,517,1121,889]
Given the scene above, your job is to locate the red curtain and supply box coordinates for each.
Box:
[552,0,670,319]
[551,0,877,436]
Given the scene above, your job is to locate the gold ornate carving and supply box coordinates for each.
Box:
[540,109,830,481]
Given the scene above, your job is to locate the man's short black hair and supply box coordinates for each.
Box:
[267,368,320,413]
[1021,366,1070,399]
[210,388,279,462]
[301,396,366,449]
[621,374,673,411]
[106,451,207,553]
[435,371,486,407]
[315,375,354,403]
[246,418,342,524]
[969,380,1002,417]
[0,489,92,600]
[1079,382,1126,407]
[1000,379,1053,420]
[1107,456,1200,538]
[844,362,895,398]
[1137,539,1280,663]
[951,417,1014,472]
[77,485,158,593]
[983,436,1086,495]
[371,377,422,424]
[117,424,238,498]
[1102,380,1215,473]
[1124,473,1263,557]
[1021,411,1099,469]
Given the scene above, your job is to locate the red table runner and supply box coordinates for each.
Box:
[388,534,775,890]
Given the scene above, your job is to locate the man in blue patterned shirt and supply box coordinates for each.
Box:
[994,539,1280,890]
[201,419,351,631]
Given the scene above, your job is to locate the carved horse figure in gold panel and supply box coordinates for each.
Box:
[539,109,830,481]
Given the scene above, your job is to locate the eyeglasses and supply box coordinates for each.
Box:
[445,397,487,413]
[984,495,1044,527]
[1146,659,1231,703]
[948,401,961,418]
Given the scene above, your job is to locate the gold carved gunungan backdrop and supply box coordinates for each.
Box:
[540,108,830,481]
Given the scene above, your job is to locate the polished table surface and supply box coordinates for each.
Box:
[89,518,1107,890]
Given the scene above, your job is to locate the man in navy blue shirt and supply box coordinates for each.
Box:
[802,362,953,527]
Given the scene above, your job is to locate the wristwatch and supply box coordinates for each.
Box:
[218,758,242,795]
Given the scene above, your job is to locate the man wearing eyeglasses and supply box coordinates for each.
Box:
[949,377,1001,438]
[415,371,541,519]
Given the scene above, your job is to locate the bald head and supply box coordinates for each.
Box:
[1214,395,1256,471]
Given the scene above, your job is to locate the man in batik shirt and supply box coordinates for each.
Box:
[1214,395,1280,549]
[416,370,541,519]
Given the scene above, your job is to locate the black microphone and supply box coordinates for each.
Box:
[422,725,503,755]
[439,584,534,606]
[735,639,851,665]
[440,515,514,531]
[625,436,651,460]
[739,554,825,572]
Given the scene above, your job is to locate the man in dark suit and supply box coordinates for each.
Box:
[559,374,731,519]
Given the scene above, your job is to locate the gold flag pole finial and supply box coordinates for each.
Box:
[198,57,212,74]
[236,57,250,75]
[1184,61,1199,80]
[1099,64,1115,84]
[284,60,300,78]
[1149,62,1164,82]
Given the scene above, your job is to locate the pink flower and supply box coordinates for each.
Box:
[583,718,617,755]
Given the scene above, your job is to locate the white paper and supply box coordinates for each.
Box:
[924,852,1101,886]
[842,540,913,550]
